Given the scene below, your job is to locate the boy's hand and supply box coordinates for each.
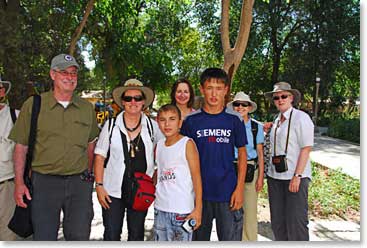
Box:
[230,186,244,211]
[186,207,202,231]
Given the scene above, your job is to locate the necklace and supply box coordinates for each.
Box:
[123,114,142,132]
[129,133,141,158]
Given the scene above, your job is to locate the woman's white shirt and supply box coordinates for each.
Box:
[94,112,164,198]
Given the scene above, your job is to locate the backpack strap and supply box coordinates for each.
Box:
[250,119,258,159]
[24,95,41,188]
[10,108,17,124]
[250,119,258,149]
[119,129,132,177]
[103,117,117,168]
[146,117,154,143]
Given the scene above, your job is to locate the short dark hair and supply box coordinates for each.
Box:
[200,68,229,86]
[157,104,182,120]
[170,78,195,108]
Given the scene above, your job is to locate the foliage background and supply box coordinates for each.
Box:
[0,0,360,126]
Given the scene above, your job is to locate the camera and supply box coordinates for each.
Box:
[272,155,288,173]
[182,218,196,233]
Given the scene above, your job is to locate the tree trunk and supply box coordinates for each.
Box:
[68,0,96,56]
[271,50,281,84]
[221,0,254,102]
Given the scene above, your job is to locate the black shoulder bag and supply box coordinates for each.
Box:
[272,110,293,173]
[8,95,41,238]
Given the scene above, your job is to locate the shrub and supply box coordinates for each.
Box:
[327,118,360,143]
[259,162,360,219]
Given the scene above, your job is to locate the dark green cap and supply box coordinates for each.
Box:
[51,54,80,70]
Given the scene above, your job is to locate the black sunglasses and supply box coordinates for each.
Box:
[272,94,290,101]
[122,95,144,102]
[233,102,250,107]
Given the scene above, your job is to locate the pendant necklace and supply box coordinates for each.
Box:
[123,114,142,132]
[130,133,141,158]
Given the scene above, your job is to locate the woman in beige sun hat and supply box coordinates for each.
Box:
[227,91,264,241]
[93,78,164,241]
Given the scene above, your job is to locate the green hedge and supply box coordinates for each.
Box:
[327,118,360,143]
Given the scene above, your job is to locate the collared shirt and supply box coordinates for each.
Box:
[235,118,264,160]
[94,112,164,199]
[8,91,99,175]
[0,105,19,181]
[267,107,314,180]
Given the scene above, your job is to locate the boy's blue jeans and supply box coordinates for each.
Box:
[154,209,193,241]
[193,200,244,241]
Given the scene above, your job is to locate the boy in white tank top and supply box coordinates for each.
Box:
[154,104,202,241]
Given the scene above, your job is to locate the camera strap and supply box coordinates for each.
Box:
[273,109,293,156]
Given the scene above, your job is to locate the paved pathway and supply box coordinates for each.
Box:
[20,134,362,242]
[310,134,360,179]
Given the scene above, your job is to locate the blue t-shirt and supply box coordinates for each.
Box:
[181,107,247,202]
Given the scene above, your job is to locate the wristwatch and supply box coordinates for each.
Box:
[293,173,302,178]
[95,182,104,187]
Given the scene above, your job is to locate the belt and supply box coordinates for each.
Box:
[247,160,256,165]
[0,178,14,185]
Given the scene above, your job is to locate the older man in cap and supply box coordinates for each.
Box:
[9,54,99,240]
[0,79,19,240]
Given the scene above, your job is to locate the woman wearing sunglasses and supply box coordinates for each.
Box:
[227,92,264,241]
[93,79,164,240]
[264,82,314,241]
[170,78,196,121]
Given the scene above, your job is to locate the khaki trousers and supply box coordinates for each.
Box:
[242,169,258,241]
[0,180,17,241]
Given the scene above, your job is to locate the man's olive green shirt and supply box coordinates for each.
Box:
[9,91,99,175]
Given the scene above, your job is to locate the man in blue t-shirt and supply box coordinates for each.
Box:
[181,68,248,241]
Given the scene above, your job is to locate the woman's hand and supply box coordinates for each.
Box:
[255,176,264,192]
[289,176,301,193]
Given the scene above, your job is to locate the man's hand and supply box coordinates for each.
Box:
[96,186,112,209]
[14,183,31,208]
[229,186,244,211]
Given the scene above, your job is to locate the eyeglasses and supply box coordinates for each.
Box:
[272,94,290,101]
[122,95,144,102]
[54,70,78,77]
[233,102,250,107]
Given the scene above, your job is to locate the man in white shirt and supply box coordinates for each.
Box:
[0,80,19,240]
[264,82,314,241]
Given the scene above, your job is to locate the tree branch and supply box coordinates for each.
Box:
[221,0,231,53]
[233,0,254,57]
[69,0,96,56]
[280,20,302,50]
